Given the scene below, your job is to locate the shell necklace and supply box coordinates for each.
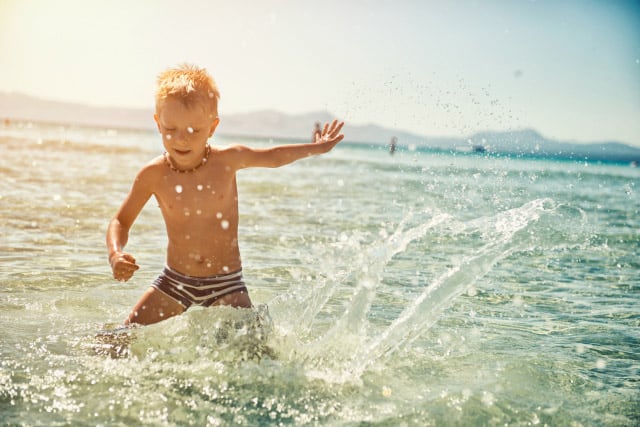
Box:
[164,144,211,173]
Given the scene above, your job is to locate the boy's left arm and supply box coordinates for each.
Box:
[233,120,344,169]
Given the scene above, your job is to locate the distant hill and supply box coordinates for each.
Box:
[463,129,640,163]
[1,91,639,162]
[0,91,423,144]
[0,91,156,130]
[423,129,640,163]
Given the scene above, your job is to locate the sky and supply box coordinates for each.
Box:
[1,0,639,145]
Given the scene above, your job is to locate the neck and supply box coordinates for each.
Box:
[164,144,211,173]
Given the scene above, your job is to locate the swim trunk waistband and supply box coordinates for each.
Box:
[151,266,247,309]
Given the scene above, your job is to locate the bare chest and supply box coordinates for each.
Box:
[153,168,238,223]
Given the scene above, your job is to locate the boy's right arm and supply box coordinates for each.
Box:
[107,218,140,282]
[106,168,154,281]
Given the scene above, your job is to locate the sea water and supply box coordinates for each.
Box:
[0,121,638,426]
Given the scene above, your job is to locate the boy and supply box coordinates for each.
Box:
[107,64,344,326]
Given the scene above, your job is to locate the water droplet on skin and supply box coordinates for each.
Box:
[185,235,191,240]
[175,185,183,194]
[187,127,194,134]
[221,220,229,230]
[222,266,229,272]
[166,134,172,140]
[216,212,223,219]
[196,209,202,215]
[196,184,203,191]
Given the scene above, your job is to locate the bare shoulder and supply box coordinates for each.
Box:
[133,155,165,189]
[213,144,253,155]
[211,144,254,168]
[138,155,165,175]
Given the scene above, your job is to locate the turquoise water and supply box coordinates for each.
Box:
[1,122,638,426]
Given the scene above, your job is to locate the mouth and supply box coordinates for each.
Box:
[173,149,191,156]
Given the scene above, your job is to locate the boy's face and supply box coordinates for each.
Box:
[154,98,219,168]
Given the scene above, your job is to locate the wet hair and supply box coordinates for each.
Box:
[155,64,220,116]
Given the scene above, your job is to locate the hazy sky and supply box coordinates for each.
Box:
[1,0,639,145]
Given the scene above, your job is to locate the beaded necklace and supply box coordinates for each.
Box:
[164,144,211,173]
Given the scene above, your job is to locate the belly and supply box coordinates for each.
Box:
[165,233,242,277]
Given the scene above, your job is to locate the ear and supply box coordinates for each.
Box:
[209,117,220,137]
[153,113,162,133]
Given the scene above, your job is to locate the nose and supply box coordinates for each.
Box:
[177,127,196,142]
[172,130,190,145]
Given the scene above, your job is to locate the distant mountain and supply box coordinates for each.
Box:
[1,91,639,162]
[0,91,429,145]
[461,129,640,163]
[0,91,156,130]
[221,109,429,145]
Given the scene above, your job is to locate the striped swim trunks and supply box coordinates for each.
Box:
[151,266,248,308]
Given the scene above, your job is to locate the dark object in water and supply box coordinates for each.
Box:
[389,137,397,155]
[473,145,486,153]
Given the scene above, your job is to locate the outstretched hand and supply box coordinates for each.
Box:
[314,120,345,152]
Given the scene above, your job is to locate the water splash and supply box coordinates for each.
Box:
[88,305,275,363]
[271,199,561,381]
[134,305,274,363]
[302,213,450,360]
[350,199,556,375]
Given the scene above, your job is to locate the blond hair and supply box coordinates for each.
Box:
[155,64,220,116]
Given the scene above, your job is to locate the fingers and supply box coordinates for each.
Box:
[122,253,137,264]
[114,265,138,281]
[329,120,344,137]
[319,119,344,142]
[111,253,139,282]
